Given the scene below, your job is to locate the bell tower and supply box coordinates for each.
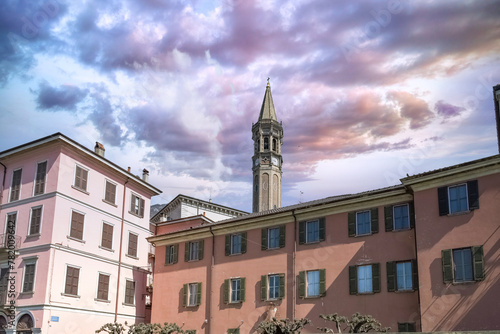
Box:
[252,80,283,212]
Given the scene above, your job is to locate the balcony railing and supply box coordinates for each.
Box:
[0,234,21,251]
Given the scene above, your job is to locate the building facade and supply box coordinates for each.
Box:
[0,133,161,333]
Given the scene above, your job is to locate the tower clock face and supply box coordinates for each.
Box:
[271,157,278,166]
[254,159,259,166]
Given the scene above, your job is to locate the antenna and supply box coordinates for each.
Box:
[299,191,303,203]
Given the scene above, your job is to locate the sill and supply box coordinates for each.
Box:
[99,246,114,252]
[452,280,476,285]
[266,247,280,250]
[165,262,177,266]
[95,298,111,303]
[392,228,411,232]
[187,259,200,262]
[122,302,135,307]
[447,210,471,216]
[27,233,41,238]
[395,289,415,293]
[186,304,198,308]
[125,254,139,260]
[304,240,321,245]
[71,185,89,195]
[229,252,242,256]
[33,192,45,197]
[128,211,144,219]
[67,236,86,244]
[354,233,372,237]
[19,291,34,296]
[229,300,243,304]
[356,292,375,295]
[61,293,80,298]
[102,199,117,207]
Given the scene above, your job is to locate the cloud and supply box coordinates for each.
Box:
[435,100,465,119]
[36,82,88,111]
[387,91,434,129]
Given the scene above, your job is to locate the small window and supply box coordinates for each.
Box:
[442,246,484,283]
[183,282,201,307]
[104,180,116,204]
[97,273,110,301]
[268,274,280,299]
[34,161,47,195]
[101,222,114,250]
[6,213,17,244]
[393,204,409,230]
[74,165,88,192]
[127,232,138,258]
[358,265,372,293]
[264,137,269,150]
[225,233,247,256]
[261,273,285,301]
[64,265,80,296]
[438,180,479,216]
[231,278,242,303]
[124,280,135,305]
[130,194,145,217]
[23,263,36,293]
[262,226,285,250]
[268,227,280,249]
[29,206,42,235]
[306,220,319,243]
[397,262,413,291]
[272,138,277,151]
[385,203,414,232]
[387,260,417,292]
[349,263,381,295]
[348,209,378,237]
[69,211,84,241]
[298,269,326,298]
[10,169,22,202]
[307,270,320,297]
[449,184,468,214]
[356,211,371,236]
[398,323,416,332]
[165,244,178,265]
[185,240,204,262]
[231,234,242,254]
[223,278,245,304]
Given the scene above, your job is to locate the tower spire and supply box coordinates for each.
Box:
[258,79,278,121]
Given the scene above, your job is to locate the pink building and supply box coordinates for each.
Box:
[0,133,161,333]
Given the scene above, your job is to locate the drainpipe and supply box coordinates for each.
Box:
[115,177,129,322]
[0,161,6,205]
[291,209,298,319]
[409,189,423,331]
[206,226,215,334]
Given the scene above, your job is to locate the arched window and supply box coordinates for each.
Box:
[264,137,269,150]
[272,138,277,151]
[0,315,7,334]
[17,314,34,334]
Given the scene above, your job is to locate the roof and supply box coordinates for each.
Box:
[258,81,278,121]
[0,132,162,195]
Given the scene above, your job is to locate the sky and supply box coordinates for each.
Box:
[1,0,500,213]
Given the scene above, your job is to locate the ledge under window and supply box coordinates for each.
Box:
[128,211,144,218]
[67,236,86,244]
[447,210,471,217]
[125,254,139,260]
[95,298,111,303]
[19,291,34,296]
[71,185,89,195]
[61,293,80,298]
[102,199,117,207]
[99,245,115,253]
[122,302,135,307]
[26,233,41,238]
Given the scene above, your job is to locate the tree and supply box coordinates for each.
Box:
[96,322,184,334]
[258,317,311,334]
[318,313,389,333]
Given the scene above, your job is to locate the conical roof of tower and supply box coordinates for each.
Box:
[258,81,278,121]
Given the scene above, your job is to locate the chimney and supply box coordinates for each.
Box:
[494,84,500,153]
[94,142,105,157]
[142,168,149,182]
[127,167,131,172]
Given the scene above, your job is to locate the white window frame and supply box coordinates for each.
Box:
[188,282,198,306]
[357,265,373,294]
[268,227,280,249]
[305,219,320,243]
[393,204,410,231]
[27,205,43,236]
[4,211,17,235]
[356,210,371,236]
[103,179,117,205]
[189,241,199,261]
[396,261,413,291]
[67,209,86,242]
[95,272,111,302]
[124,279,136,305]
[73,164,89,192]
[100,221,114,251]
[130,193,143,216]
[453,248,474,282]
[21,256,38,294]
[230,234,242,255]
[306,270,320,297]
[448,183,469,214]
[230,278,242,303]
[63,264,81,297]
[127,231,139,258]
[166,245,176,264]
[9,168,22,202]
[32,159,48,196]
[268,274,280,300]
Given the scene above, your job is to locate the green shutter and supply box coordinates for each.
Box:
[319,217,326,241]
[442,249,453,283]
[438,187,449,216]
[349,266,357,295]
[319,269,326,296]
[411,259,418,290]
[279,225,286,248]
[228,329,240,334]
[408,202,415,228]
[348,212,356,237]
[372,263,380,293]
[198,240,204,260]
[225,235,231,256]
[298,271,305,298]
[183,283,187,307]
[196,282,202,306]
[371,208,379,234]
[184,242,190,262]
[279,273,285,299]
[223,279,229,304]
[261,275,267,301]
[398,323,406,332]
[472,246,485,281]
[299,221,305,244]
[165,246,171,265]
[261,228,268,250]
[467,180,480,210]
[240,277,246,302]
[384,206,393,232]
[172,244,178,264]
[241,232,247,254]
[407,323,416,332]
[386,261,396,292]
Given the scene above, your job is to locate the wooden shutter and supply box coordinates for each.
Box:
[34,161,47,195]
[372,263,381,293]
[348,212,356,237]
[409,202,415,228]
[441,249,453,283]
[105,181,116,203]
[225,235,231,256]
[437,186,449,216]
[467,180,479,210]
[349,266,357,295]
[298,221,305,244]
[30,207,42,235]
[384,206,393,232]
[198,240,204,260]
[139,198,145,217]
[81,168,88,190]
[65,266,80,296]
[70,211,84,240]
[279,225,286,248]
[260,275,267,301]
[183,284,187,306]
[240,278,246,302]
[10,169,22,201]
[128,233,138,257]
[261,228,268,250]
[298,271,305,298]
[319,217,326,241]
[130,195,136,213]
[172,244,178,264]
[23,264,35,292]
[472,246,484,281]
[185,242,190,262]
[386,261,396,292]
[279,273,285,299]
[319,269,326,297]
[223,279,229,304]
[97,274,109,300]
[398,323,406,332]
[407,323,416,332]
[411,259,418,290]
[165,245,171,265]
[241,232,247,254]
[371,208,379,234]
[196,282,202,305]
[101,223,113,249]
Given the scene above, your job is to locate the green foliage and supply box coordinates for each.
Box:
[96,322,184,334]
[318,313,389,333]
[258,317,311,334]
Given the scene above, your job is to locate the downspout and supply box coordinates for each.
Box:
[291,209,298,320]
[115,177,129,322]
[207,226,215,334]
[408,187,423,331]
[0,161,6,205]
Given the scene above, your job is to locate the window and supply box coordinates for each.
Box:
[185,240,204,262]
[183,282,201,307]
[261,273,285,301]
[228,329,240,334]
[165,244,179,265]
[22,263,36,293]
[104,180,116,204]
[299,218,325,244]
[387,260,417,292]
[272,138,277,151]
[33,161,47,195]
[69,211,84,240]
[10,169,22,202]
[101,222,113,250]
[349,263,380,295]
[5,213,17,246]
[127,232,138,258]
[298,269,326,298]
[29,206,42,235]
[348,208,379,237]
[261,226,285,250]
[130,194,145,217]
[124,280,135,305]
[64,265,80,296]
[385,203,414,231]
[442,246,484,283]
[264,137,269,150]
[398,323,416,332]
[97,273,110,301]
[438,180,479,215]
[74,165,88,191]
[223,278,246,303]
[225,232,247,255]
